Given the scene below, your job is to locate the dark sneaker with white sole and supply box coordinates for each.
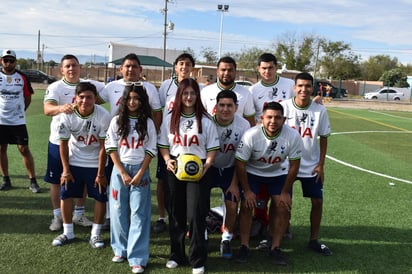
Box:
[308,240,333,256]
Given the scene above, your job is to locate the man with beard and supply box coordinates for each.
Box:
[201,56,255,127]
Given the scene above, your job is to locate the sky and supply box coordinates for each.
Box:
[1,0,412,64]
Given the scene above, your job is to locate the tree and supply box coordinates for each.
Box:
[379,68,410,87]
[360,55,398,81]
[16,58,36,70]
[273,31,317,71]
[319,40,361,79]
[200,47,218,64]
[184,47,197,62]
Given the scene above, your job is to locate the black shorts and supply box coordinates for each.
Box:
[0,125,29,145]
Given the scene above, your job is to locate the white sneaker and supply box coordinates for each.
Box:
[166,260,178,269]
[49,216,63,231]
[72,214,93,227]
[192,266,205,274]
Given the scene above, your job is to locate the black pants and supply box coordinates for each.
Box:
[167,169,211,268]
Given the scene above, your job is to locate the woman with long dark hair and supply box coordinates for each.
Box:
[105,83,157,273]
[158,78,220,274]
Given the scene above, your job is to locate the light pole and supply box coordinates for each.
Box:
[217,4,229,59]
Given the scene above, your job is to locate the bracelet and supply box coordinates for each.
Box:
[97,174,105,178]
[61,173,71,177]
[165,158,171,164]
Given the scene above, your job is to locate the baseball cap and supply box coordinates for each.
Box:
[2,49,16,59]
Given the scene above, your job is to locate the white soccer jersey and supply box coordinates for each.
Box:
[0,71,32,125]
[58,104,111,168]
[158,112,220,159]
[201,82,255,119]
[249,75,294,122]
[158,78,179,119]
[281,98,331,177]
[213,114,250,169]
[235,124,303,177]
[44,78,105,144]
[105,116,157,165]
[98,79,162,117]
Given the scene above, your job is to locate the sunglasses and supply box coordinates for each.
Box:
[2,58,15,64]
[124,81,143,87]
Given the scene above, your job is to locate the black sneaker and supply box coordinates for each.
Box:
[256,238,271,252]
[269,247,288,266]
[220,240,232,259]
[29,181,41,193]
[308,240,333,256]
[0,181,11,191]
[236,245,250,263]
[283,229,293,240]
[153,219,167,233]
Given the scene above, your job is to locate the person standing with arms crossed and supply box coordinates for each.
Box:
[0,49,40,193]
[235,101,303,265]
[281,72,332,256]
[158,78,220,274]
[105,83,157,273]
[44,54,103,231]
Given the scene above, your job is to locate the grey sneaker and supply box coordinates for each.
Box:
[73,214,93,227]
[89,235,105,248]
[52,234,74,246]
[49,216,63,231]
[29,181,41,193]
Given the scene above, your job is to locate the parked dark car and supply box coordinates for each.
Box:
[313,80,347,98]
[21,69,57,84]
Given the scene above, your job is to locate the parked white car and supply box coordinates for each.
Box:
[364,87,410,101]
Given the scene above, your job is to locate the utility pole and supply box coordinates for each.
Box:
[162,0,169,82]
[37,30,41,70]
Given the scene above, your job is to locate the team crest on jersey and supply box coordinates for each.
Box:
[299,113,308,123]
[221,129,232,141]
[269,141,278,153]
[183,119,194,133]
[269,87,278,98]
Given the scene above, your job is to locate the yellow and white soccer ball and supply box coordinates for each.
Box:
[174,153,203,182]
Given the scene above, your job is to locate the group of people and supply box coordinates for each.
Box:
[0,49,332,274]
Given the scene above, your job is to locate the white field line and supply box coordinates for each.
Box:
[328,130,412,185]
[368,110,412,120]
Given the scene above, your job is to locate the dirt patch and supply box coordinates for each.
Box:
[324,99,412,112]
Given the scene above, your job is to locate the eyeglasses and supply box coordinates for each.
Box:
[2,58,15,64]
[124,81,143,87]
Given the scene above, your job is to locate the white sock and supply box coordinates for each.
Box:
[222,231,233,242]
[53,208,61,218]
[91,223,102,238]
[74,205,85,217]
[63,223,75,239]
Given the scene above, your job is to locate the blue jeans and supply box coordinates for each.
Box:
[109,163,151,267]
